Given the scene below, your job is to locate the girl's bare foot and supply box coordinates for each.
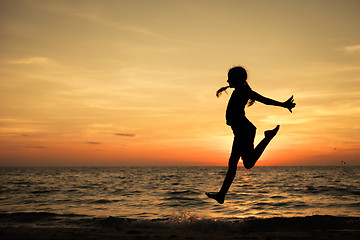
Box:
[205,192,225,204]
[264,125,280,139]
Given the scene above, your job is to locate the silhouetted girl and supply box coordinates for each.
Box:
[206,66,295,204]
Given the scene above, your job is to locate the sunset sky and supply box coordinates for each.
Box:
[1,0,359,166]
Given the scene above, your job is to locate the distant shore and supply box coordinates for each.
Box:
[1,215,359,240]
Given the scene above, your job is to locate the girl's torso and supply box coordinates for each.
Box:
[226,86,253,126]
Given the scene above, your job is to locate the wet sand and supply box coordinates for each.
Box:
[1,226,359,240]
[1,216,359,240]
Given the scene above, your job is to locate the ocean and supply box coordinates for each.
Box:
[0,166,359,227]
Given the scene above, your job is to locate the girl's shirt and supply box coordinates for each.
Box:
[226,85,254,126]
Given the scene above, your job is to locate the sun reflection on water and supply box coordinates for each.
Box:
[1,166,359,221]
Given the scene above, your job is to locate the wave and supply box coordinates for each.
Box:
[1,212,359,231]
[166,190,198,195]
[98,216,246,231]
[31,189,60,194]
[89,199,122,204]
[0,212,94,227]
[0,212,58,222]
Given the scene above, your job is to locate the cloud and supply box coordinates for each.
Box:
[26,146,47,149]
[343,44,360,54]
[74,12,159,38]
[36,3,169,40]
[86,142,102,145]
[7,57,54,65]
[115,133,136,137]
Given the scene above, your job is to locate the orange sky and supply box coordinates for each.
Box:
[1,0,359,166]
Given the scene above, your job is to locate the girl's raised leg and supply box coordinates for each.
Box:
[242,125,279,169]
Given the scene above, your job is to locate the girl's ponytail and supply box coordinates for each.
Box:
[216,86,230,97]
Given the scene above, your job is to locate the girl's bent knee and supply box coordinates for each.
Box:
[242,157,255,169]
[243,163,254,169]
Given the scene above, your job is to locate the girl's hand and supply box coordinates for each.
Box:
[283,96,296,113]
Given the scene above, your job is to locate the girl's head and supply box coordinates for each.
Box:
[216,66,249,97]
[227,66,247,88]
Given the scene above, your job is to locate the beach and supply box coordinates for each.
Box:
[1,215,359,240]
[1,167,359,239]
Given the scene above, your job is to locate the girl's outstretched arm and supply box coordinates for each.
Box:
[252,91,296,112]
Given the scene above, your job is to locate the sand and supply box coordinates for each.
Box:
[1,216,359,240]
[1,226,359,240]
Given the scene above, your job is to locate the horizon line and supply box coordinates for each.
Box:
[0,165,357,168]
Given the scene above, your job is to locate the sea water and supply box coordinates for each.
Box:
[0,166,359,227]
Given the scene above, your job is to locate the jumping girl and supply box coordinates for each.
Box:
[206,66,296,204]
